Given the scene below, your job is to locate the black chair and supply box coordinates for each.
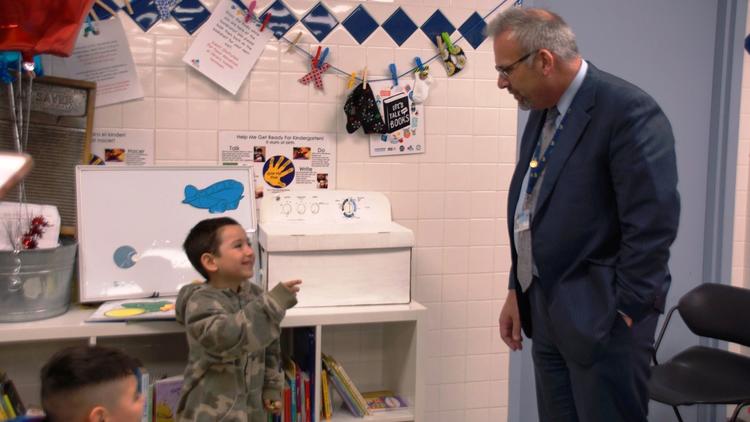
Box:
[649,283,750,422]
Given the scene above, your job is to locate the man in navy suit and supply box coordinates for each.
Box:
[491,8,680,422]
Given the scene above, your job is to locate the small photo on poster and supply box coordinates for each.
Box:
[317,173,328,189]
[293,146,312,160]
[254,146,266,162]
[105,148,126,163]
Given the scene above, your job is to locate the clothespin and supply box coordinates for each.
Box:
[259,13,271,31]
[312,46,322,67]
[286,32,302,53]
[389,63,398,86]
[95,0,118,17]
[317,47,329,69]
[441,32,457,54]
[415,57,425,72]
[89,9,101,22]
[436,35,445,54]
[363,67,368,89]
[84,14,99,36]
[346,71,357,90]
[244,0,255,23]
[123,0,134,14]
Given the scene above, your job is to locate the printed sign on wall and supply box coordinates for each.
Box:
[369,79,425,157]
[218,131,336,200]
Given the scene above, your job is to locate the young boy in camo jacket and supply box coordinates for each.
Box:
[175,217,301,422]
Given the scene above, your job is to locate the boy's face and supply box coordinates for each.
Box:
[211,224,255,282]
[100,376,144,422]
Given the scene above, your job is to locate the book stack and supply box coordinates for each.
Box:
[278,357,312,422]
[0,371,25,420]
[321,354,369,417]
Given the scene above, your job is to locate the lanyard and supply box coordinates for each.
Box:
[526,109,570,195]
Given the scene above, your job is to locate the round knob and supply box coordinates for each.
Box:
[281,203,292,215]
[311,203,320,214]
[297,204,306,214]
[341,197,357,218]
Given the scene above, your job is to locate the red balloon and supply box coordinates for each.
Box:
[0,0,96,62]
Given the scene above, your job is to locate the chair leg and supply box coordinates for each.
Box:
[729,401,750,422]
[672,406,684,422]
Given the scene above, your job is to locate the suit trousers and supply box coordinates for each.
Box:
[528,280,659,422]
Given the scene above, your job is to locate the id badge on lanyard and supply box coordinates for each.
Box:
[515,198,531,233]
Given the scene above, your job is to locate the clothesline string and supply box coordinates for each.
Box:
[271,0,514,83]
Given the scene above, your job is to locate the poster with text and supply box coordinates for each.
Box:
[368,79,424,156]
[91,129,154,166]
[219,131,336,200]
[47,18,143,107]
[182,0,272,95]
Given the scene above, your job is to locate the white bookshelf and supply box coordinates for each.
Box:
[0,302,426,422]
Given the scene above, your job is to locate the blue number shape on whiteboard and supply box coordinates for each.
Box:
[114,245,138,269]
[182,179,245,213]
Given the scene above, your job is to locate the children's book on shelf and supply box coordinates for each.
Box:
[0,370,25,419]
[320,369,332,419]
[321,354,369,417]
[361,390,409,412]
[86,297,177,322]
[152,375,183,422]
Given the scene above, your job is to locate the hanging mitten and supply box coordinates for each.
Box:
[412,66,433,104]
[343,83,387,134]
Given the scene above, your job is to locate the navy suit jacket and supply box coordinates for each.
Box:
[507,63,680,364]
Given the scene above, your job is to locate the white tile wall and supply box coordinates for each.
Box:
[88,0,515,419]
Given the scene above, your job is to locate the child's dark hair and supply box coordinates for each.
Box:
[41,345,141,421]
[183,217,241,279]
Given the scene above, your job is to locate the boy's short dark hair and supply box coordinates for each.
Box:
[41,345,141,421]
[183,217,241,280]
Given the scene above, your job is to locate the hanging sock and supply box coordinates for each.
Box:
[344,82,386,134]
[411,65,432,104]
[437,32,466,77]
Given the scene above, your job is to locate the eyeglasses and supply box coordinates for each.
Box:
[495,50,537,79]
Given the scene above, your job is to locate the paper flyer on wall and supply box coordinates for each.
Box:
[182,0,273,95]
[218,131,336,199]
[46,18,143,107]
[368,79,425,157]
[90,129,154,166]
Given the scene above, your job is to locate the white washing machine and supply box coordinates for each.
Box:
[259,190,413,307]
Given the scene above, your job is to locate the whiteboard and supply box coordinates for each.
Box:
[76,166,256,302]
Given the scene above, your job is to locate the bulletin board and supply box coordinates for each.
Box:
[76,166,256,303]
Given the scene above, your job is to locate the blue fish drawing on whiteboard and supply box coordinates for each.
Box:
[182,179,245,213]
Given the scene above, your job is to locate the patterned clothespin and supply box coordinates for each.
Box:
[84,14,100,37]
[155,0,177,20]
[299,59,331,90]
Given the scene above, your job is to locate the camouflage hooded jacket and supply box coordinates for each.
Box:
[175,281,297,422]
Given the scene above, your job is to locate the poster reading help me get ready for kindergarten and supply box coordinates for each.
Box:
[219,131,336,200]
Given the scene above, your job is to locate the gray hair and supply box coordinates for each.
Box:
[485,7,579,61]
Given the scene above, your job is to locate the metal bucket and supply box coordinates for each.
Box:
[0,237,77,322]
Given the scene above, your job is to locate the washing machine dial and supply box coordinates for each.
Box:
[341,197,357,218]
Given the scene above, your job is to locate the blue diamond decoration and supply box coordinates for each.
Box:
[93,0,121,19]
[458,12,487,50]
[262,0,299,40]
[126,0,161,32]
[421,10,455,46]
[382,8,417,46]
[301,2,338,42]
[171,0,210,34]
[342,5,378,45]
